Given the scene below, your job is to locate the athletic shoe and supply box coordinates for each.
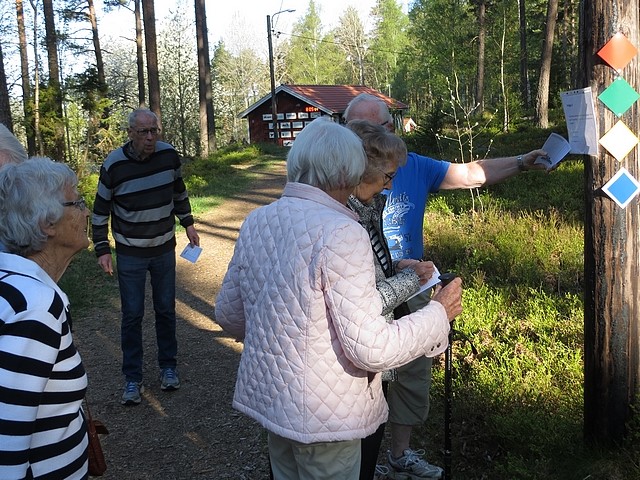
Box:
[386,449,443,479]
[160,367,181,391]
[375,464,390,479]
[121,381,143,405]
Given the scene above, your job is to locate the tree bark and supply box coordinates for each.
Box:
[142,0,161,124]
[518,0,530,110]
[87,0,106,87]
[534,0,558,128]
[42,0,66,160]
[581,0,640,446]
[15,0,36,154]
[135,0,146,107]
[475,0,486,112]
[195,0,216,156]
[0,38,13,128]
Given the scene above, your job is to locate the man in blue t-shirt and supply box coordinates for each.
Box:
[345,93,547,479]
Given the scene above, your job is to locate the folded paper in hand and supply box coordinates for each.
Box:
[180,244,202,263]
[534,132,571,171]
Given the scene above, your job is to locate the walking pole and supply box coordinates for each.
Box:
[438,272,458,480]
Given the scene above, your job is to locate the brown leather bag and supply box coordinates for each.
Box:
[85,403,109,476]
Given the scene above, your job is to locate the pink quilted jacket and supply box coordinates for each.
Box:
[214,182,449,444]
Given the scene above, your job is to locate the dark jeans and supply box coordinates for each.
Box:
[117,251,177,383]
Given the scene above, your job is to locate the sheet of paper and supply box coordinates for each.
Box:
[407,265,441,301]
[534,133,571,170]
[560,88,599,155]
[180,244,202,263]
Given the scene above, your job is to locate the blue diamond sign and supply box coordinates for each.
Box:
[602,167,640,208]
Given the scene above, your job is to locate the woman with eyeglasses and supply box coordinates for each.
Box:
[346,120,439,480]
[0,157,90,479]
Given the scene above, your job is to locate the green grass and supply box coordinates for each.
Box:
[60,138,640,479]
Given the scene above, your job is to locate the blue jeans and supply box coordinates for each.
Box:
[116,251,177,383]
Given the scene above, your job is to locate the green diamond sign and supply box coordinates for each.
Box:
[598,77,640,116]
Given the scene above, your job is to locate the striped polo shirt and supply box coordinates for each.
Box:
[0,253,88,479]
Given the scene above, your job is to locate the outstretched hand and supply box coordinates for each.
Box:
[522,149,551,171]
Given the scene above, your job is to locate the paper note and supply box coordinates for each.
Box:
[560,88,599,155]
[407,265,441,301]
[180,244,202,263]
[534,133,572,170]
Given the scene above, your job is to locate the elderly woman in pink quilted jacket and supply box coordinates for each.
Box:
[215,117,462,480]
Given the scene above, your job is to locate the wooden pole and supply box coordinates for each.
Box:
[580,0,640,445]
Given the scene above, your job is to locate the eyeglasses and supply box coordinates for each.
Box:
[375,166,397,185]
[134,128,160,136]
[62,197,87,211]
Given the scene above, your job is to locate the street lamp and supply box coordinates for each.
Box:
[267,9,295,144]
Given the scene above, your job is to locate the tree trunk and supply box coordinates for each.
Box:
[475,0,486,112]
[518,0,530,110]
[142,0,161,125]
[42,0,66,161]
[581,0,640,446]
[534,0,558,128]
[0,39,13,128]
[135,0,146,107]
[87,0,106,87]
[16,0,36,154]
[27,0,43,155]
[195,0,216,157]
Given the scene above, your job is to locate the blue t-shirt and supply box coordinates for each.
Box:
[382,152,450,261]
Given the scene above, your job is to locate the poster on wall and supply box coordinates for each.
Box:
[292,121,304,129]
[310,112,321,118]
[280,131,292,138]
[277,113,284,120]
[286,113,297,120]
[280,122,291,129]
[263,114,272,121]
[298,112,309,119]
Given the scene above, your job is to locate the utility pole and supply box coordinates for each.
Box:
[267,9,294,145]
[580,0,640,445]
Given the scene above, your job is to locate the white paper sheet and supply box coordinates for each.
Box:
[407,265,441,300]
[180,244,202,263]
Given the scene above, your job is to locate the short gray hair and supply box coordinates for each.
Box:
[343,93,391,123]
[128,108,158,128]
[286,117,366,191]
[0,157,77,256]
[0,123,28,166]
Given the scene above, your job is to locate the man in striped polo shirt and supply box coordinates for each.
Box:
[92,108,200,406]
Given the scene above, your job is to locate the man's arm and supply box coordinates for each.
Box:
[438,149,548,190]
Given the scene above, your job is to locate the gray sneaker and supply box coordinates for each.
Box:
[121,381,143,406]
[387,449,443,479]
[160,368,180,391]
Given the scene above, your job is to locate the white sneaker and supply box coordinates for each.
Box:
[386,449,443,479]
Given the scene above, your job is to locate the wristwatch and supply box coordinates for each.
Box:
[516,155,526,171]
